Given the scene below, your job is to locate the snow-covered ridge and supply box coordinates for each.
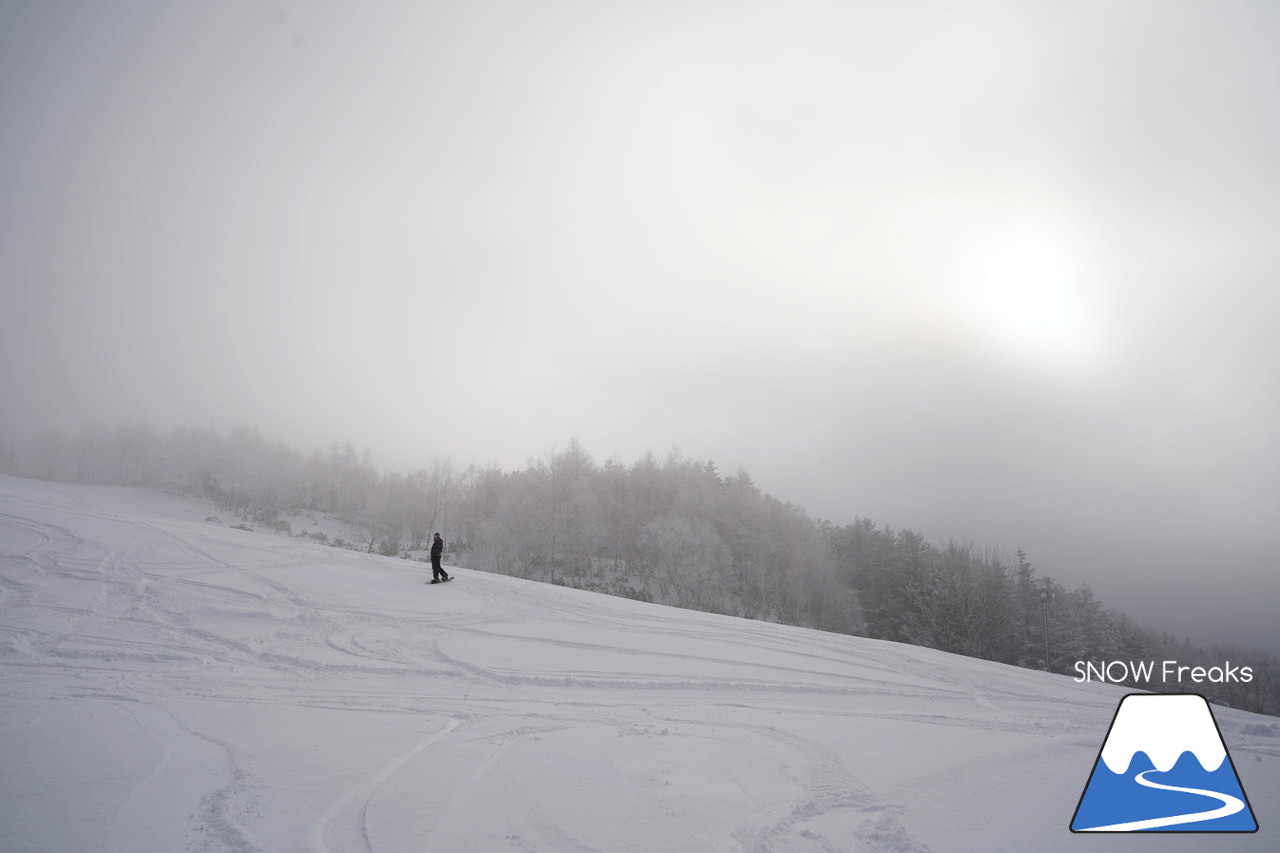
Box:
[2,475,1275,853]
[1099,694,1227,774]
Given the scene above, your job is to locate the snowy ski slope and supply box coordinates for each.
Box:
[0,474,1274,852]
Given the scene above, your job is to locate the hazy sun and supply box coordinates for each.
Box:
[976,242,1106,371]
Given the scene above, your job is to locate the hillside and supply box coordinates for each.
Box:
[0,474,1275,852]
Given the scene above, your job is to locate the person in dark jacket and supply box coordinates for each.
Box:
[430,532,449,582]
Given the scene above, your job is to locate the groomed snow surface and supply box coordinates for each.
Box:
[0,475,1274,852]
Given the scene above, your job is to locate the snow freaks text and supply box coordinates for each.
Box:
[1074,661,1254,685]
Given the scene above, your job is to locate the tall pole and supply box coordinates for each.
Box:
[1040,587,1050,671]
[548,447,556,586]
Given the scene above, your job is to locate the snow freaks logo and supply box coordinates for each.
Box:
[1070,694,1258,832]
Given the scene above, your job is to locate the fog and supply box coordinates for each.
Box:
[2,1,1277,650]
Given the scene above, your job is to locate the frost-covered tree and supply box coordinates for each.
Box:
[641,514,732,611]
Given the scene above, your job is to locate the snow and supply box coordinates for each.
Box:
[0,473,1275,852]
[1099,694,1227,774]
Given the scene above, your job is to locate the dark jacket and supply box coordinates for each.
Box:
[430,536,443,559]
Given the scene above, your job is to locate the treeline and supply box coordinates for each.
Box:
[4,423,1277,715]
[828,523,1277,713]
[6,425,855,630]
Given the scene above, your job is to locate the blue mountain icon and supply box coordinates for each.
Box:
[1071,693,1257,832]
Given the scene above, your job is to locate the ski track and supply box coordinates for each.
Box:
[109,699,261,853]
[312,717,460,853]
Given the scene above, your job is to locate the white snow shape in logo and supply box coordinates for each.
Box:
[1099,693,1225,774]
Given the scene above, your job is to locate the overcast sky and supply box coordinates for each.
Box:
[2,1,1277,651]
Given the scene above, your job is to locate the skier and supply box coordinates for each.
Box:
[430,532,450,583]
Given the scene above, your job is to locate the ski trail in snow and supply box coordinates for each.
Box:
[107,700,261,853]
[1076,769,1246,831]
[424,732,524,853]
[312,717,459,853]
[108,702,173,853]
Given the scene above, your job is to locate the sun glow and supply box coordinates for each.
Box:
[975,240,1107,371]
